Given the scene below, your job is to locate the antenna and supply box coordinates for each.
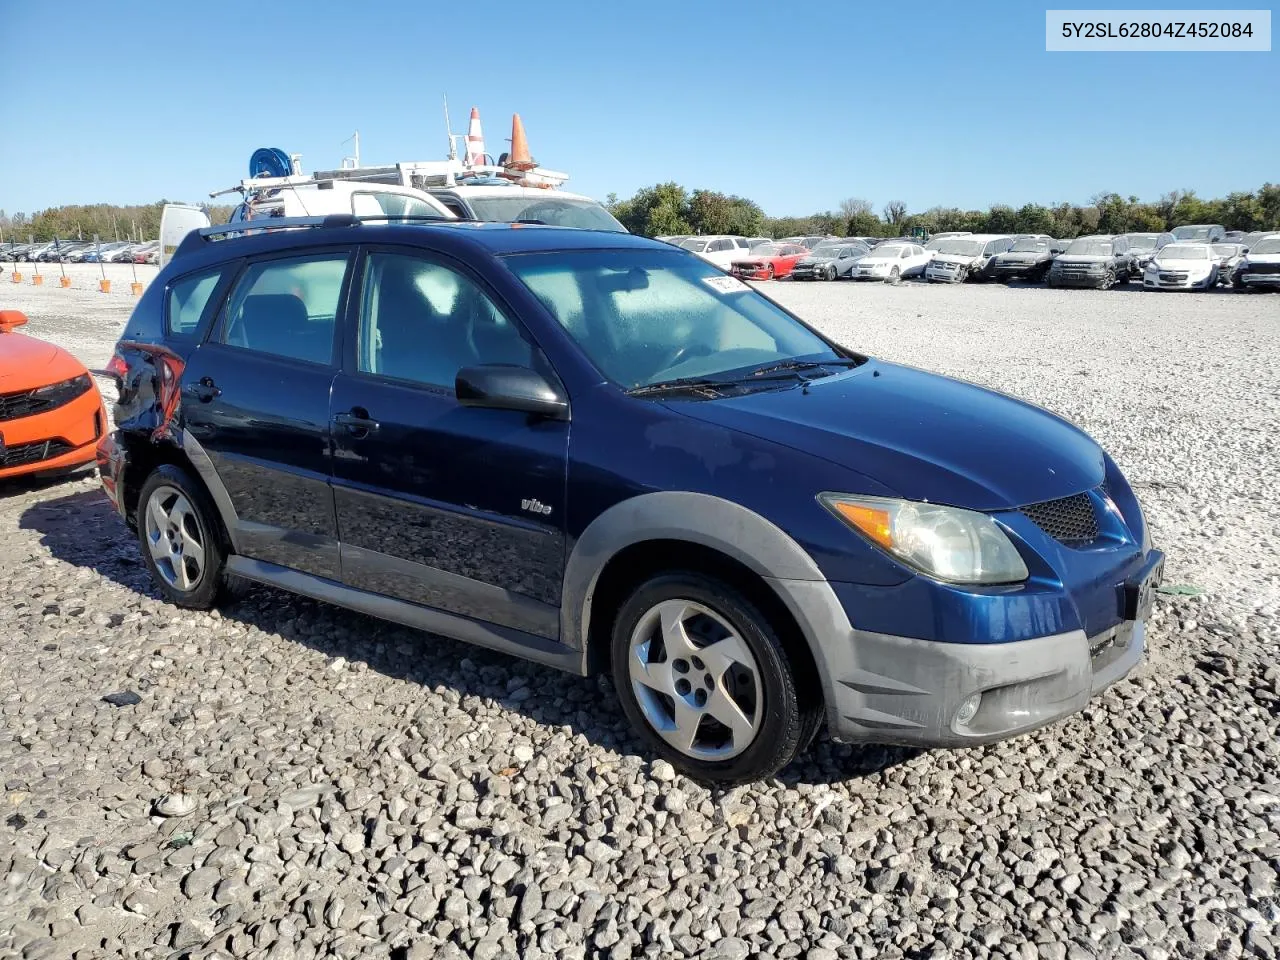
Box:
[444,95,457,160]
[341,131,360,169]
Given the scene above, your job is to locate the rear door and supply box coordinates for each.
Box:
[180,249,353,579]
[328,246,568,639]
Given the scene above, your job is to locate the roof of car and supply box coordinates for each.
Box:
[175,220,660,269]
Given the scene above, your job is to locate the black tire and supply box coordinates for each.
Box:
[610,572,818,785]
[766,264,775,280]
[888,266,901,285]
[136,464,229,610]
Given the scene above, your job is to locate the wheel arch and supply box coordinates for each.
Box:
[564,492,846,705]
[119,428,238,552]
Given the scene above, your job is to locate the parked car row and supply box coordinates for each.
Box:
[659,226,1279,292]
[0,239,159,264]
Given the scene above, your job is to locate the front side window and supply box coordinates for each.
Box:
[357,252,532,388]
[167,268,223,339]
[508,249,841,389]
[218,254,347,364]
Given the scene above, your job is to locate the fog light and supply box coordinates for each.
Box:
[955,692,982,726]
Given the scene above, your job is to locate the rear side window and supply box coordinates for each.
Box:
[218,254,348,365]
[167,268,223,339]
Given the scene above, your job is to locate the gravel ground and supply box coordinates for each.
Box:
[0,274,1277,960]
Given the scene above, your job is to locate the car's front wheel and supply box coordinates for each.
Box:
[137,464,228,609]
[888,265,901,285]
[610,572,817,784]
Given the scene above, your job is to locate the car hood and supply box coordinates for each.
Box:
[668,360,1104,511]
[1152,258,1213,269]
[996,252,1044,262]
[0,331,85,392]
[931,253,984,265]
[1055,254,1110,264]
[1245,253,1280,265]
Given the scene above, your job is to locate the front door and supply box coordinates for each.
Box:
[181,250,353,579]
[330,248,568,640]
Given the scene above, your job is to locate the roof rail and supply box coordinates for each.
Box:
[172,213,465,259]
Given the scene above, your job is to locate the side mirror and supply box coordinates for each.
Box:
[0,310,29,334]
[456,364,570,421]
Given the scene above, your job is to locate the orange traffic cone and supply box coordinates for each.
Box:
[505,114,535,172]
[465,107,487,166]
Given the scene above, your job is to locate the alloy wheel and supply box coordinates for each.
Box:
[144,485,207,592]
[627,599,763,761]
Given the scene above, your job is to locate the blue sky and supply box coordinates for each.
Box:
[1,0,1275,218]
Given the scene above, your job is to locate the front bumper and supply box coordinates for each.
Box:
[0,387,105,480]
[773,539,1165,747]
[1049,267,1109,288]
[1143,271,1215,290]
[731,266,771,281]
[1241,269,1280,288]
[992,262,1045,280]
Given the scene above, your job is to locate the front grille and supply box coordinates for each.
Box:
[1158,272,1188,282]
[1021,491,1099,545]
[0,438,74,468]
[0,390,57,422]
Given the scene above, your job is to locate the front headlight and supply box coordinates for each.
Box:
[1145,262,1158,273]
[32,373,92,406]
[818,493,1029,584]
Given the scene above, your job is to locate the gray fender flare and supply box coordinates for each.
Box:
[562,491,851,705]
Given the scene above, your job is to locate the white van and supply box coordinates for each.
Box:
[924,234,1018,283]
[229,179,455,224]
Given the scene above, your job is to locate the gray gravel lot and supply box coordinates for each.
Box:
[1,272,1277,960]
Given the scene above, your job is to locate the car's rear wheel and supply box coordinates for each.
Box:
[137,464,228,610]
[610,572,815,784]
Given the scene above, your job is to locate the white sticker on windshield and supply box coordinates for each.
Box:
[703,274,750,294]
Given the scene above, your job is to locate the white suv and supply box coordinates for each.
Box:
[679,236,751,272]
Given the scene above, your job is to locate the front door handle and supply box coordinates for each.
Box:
[182,377,221,403]
[335,408,380,436]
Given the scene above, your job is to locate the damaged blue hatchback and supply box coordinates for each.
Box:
[99,216,1163,784]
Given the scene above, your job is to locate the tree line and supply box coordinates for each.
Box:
[606,183,1280,240]
[0,202,236,245]
[6,183,1279,245]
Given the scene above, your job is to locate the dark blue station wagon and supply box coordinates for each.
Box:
[98,217,1163,783]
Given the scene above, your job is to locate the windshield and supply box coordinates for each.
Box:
[1124,234,1159,251]
[749,243,782,257]
[1158,244,1210,260]
[1211,244,1242,257]
[868,244,908,259]
[1172,225,1215,240]
[934,238,983,256]
[1066,239,1113,256]
[1009,238,1048,253]
[506,249,842,389]
[809,243,844,257]
[465,195,626,232]
[1251,238,1280,255]
[680,238,709,252]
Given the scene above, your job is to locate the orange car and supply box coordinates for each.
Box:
[0,310,107,480]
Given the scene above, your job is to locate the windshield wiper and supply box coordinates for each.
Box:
[627,377,727,398]
[731,357,862,381]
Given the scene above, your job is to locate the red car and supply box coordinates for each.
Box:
[730,242,809,281]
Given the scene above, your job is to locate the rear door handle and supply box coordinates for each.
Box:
[182,377,221,402]
[334,408,380,436]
